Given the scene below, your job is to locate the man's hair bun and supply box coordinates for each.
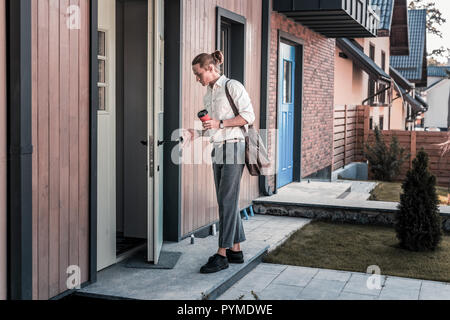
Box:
[211,50,224,66]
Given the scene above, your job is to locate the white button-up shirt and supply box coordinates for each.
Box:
[203,75,256,143]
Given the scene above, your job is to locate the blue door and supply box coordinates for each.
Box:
[277,42,295,188]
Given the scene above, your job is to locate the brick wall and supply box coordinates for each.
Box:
[267,12,335,190]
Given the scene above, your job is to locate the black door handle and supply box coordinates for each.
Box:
[140,140,148,146]
[158,137,183,146]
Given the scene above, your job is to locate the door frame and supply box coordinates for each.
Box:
[6,0,33,300]
[89,0,99,284]
[274,31,304,193]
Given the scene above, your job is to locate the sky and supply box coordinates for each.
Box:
[425,0,450,64]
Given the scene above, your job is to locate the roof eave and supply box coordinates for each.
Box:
[389,0,410,56]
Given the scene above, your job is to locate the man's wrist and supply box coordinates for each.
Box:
[219,120,224,129]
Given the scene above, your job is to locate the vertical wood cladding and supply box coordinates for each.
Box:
[181,0,262,236]
[31,0,90,300]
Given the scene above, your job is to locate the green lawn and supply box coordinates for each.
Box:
[263,221,450,283]
[369,182,449,205]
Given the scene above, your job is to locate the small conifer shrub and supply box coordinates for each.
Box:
[395,149,442,251]
[364,126,408,181]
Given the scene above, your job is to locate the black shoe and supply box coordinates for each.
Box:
[200,254,229,274]
[226,249,244,264]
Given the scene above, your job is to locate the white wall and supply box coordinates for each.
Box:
[424,79,450,129]
[428,76,444,88]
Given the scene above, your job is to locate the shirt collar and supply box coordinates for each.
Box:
[209,74,228,90]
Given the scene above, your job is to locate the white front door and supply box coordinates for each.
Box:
[97,0,116,271]
[148,0,164,264]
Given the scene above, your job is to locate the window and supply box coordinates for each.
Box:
[283,60,293,104]
[379,51,387,104]
[379,116,384,130]
[370,117,373,130]
[98,31,107,111]
[379,84,386,104]
[217,7,246,84]
[220,22,231,77]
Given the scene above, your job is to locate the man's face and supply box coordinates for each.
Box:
[192,64,213,86]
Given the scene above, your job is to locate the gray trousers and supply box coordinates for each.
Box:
[212,142,246,248]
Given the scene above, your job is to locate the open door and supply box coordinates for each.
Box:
[147,0,164,264]
[97,0,164,270]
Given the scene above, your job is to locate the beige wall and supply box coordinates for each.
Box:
[0,0,6,301]
[390,93,406,130]
[335,37,390,107]
[369,106,390,130]
[334,49,354,106]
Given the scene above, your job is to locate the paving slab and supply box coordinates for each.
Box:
[341,273,386,297]
[271,266,319,287]
[314,269,352,282]
[260,283,304,300]
[337,292,378,300]
[297,279,346,300]
[219,264,450,300]
[419,281,450,300]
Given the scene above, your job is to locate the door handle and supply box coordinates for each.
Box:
[140,140,148,146]
[158,137,183,146]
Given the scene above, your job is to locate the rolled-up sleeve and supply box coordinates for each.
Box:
[228,80,256,126]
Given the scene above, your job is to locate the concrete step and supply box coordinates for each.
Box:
[205,246,269,300]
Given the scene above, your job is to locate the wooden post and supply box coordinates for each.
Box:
[344,105,347,167]
[410,131,416,169]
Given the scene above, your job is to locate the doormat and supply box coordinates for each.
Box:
[123,249,182,269]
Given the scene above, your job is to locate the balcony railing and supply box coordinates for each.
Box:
[273,0,380,38]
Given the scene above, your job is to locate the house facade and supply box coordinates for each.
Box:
[423,62,450,131]
[334,0,412,132]
[4,0,267,300]
[269,0,379,189]
[3,0,385,300]
[390,8,428,130]
[424,80,450,131]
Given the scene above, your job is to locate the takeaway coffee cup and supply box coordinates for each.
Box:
[198,109,211,122]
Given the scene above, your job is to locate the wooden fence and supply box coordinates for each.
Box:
[364,131,450,187]
[333,105,368,170]
[333,105,450,187]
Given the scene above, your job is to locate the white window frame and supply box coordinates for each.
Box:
[98,29,109,113]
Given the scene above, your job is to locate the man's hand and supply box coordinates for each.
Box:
[202,120,220,130]
[180,129,194,148]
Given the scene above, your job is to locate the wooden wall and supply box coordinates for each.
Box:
[31,0,90,300]
[0,0,6,301]
[181,0,262,236]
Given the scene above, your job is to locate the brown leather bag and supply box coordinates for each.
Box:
[225,80,272,176]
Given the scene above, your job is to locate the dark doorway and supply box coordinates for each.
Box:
[116,0,148,256]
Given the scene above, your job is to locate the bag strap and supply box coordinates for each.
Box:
[225,80,250,135]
